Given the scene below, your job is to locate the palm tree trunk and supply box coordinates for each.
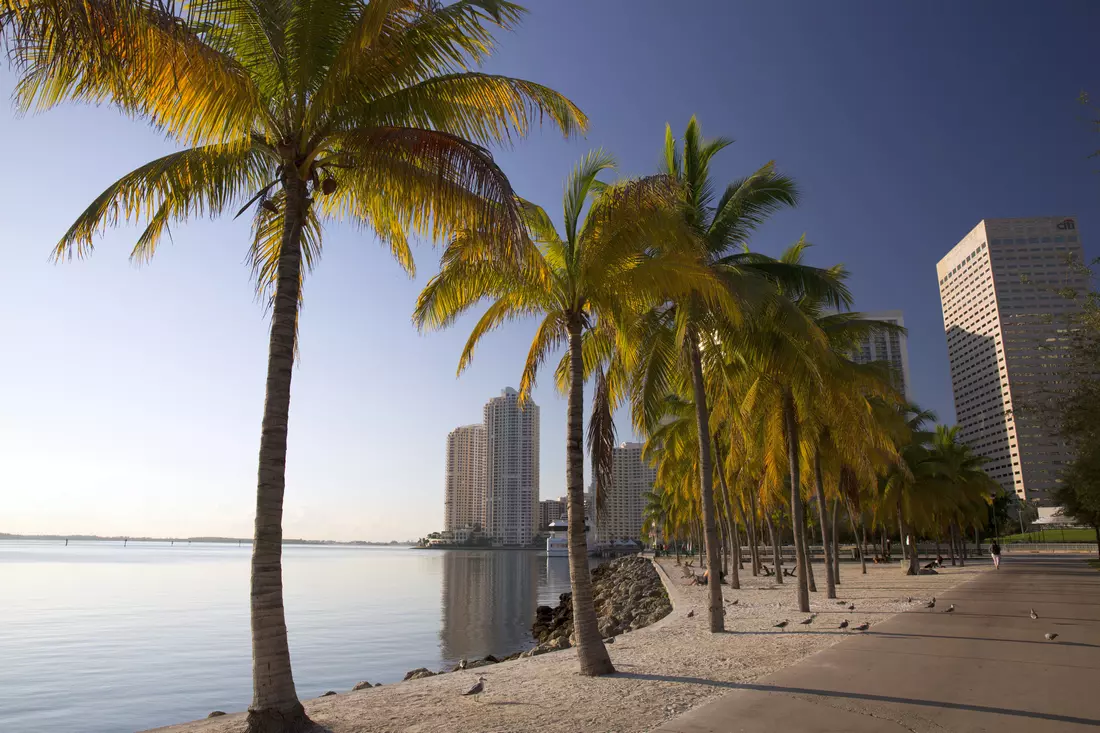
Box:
[812,449,836,599]
[783,393,811,612]
[957,522,966,567]
[896,508,906,568]
[743,492,759,576]
[566,319,613,675]
[844,497,862,572]
[803,519,817,593]
[897,502,918,576]
[714,451,740,590]
[688,335,724,632]
[845,498,867,575]
[827,497,836,581]
[247,177,309,733]
[731,519,743,581]
[766,514,782,584]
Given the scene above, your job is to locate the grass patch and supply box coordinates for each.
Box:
[999,529,1097,543]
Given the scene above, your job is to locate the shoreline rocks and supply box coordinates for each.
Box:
[391,556,670,682]
[531,555,671,652]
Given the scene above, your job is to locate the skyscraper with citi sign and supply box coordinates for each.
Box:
[936,216,1086,505]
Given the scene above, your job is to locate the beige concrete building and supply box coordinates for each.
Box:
[484,388,540,546]
[538,498,565,531]
[937,217,1086,503]
[852,310,912,400]
[443,424,486,533]
[595,442,657,542]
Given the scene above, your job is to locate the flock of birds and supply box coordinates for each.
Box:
[456,596,1061,700]
[764,597,1060,641]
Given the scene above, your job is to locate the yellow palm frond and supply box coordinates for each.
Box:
[5,0,266,147]
[341,72,586,147]
[53,144,274,261]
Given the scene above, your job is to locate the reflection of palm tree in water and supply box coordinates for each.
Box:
[439,551,540,668]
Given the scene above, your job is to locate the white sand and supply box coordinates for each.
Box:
[147,558,985,733]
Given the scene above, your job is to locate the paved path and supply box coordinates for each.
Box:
[655,555,1100,732]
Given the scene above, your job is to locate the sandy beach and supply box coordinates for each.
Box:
[148,557,987,733]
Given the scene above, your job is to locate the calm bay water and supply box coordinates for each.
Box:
[0,540,585,733]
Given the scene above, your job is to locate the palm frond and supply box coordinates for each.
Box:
[52,144,274,261]
[588,366,617,515]
[5,0,266,147]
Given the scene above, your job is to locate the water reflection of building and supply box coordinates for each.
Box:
[439,551,540,667]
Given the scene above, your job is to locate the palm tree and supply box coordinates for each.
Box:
[918,425,996,559]
[632,117,804,630]
[881,404,938,575]
[414,150,710,675]
[2,2,584,728]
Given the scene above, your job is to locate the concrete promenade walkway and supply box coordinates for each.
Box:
[655,555,1100,732]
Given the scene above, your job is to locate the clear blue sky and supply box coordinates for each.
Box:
[2,1,1098,541]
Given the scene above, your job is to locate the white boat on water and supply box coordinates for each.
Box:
[546,519,569,557]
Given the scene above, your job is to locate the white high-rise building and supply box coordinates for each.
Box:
[444,424,486,533]
[937,217,1086,504]
[595,442,657,542]
[484,388,540,546]
[852,310,912,400]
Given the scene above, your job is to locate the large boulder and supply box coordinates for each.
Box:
[351,681,373,691]
[402,667,436,681]
[465,655,500,669]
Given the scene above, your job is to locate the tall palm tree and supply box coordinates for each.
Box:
[2,2,584,728]
[881,403,938,575]
[414,150,712,675]
[632,117,804,631]
[699,241,848,611]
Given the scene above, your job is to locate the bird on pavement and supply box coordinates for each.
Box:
[906,596,913,604]
[836,600,847,606]
[728,599,739,606]
[1045,633,1058,641]
[838,620,849,630]
[687,609,695,618]
[462,676,487,701]
[774,620,789,631]
[847,603,856,611]
[1030,609,1039,620]
[925,597,936,610]
[800,615,816,626]
[854,622,870,631]
[943,604,955,613]
[458,659,468,671]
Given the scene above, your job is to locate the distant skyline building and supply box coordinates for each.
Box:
[595,442,657,542]
[443,424,486,533]
[851,310,912,400]
[484,388,540,546]
[538,498,565,531]
[937,217,1085,504]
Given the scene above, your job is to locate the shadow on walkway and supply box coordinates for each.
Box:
[614,673,1100,727]
[866,630,1100,650]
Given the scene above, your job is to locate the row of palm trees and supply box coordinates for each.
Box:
[0,1,998,731]
[416,116,998,668]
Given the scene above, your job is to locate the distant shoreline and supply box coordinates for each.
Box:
[0,533,413,547]
[411,544,545,552]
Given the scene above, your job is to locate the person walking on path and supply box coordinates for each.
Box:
[990,541,1002,569]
